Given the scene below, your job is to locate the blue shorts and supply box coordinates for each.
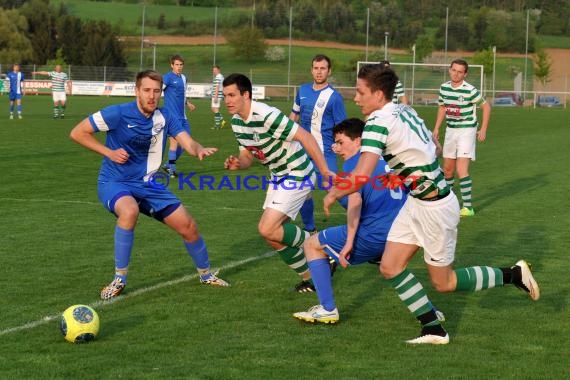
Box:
[318,225,386,265]
[9,93,22,101]
[98,180,181,221]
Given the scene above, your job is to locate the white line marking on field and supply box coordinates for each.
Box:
[0,251,277,337]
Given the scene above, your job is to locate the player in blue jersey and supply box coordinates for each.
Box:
[70,70,228,300]
[323,65,539,344]
[7,64,24,119]
[293,118,407,323]
[161,55,196,178]
[290,54,347,235]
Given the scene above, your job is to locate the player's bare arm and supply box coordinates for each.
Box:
[288,112,299,123]
[70,118,129,164]
[224,149,254,171]
[432,105,446,141]
[175,131,217,160]
[477,101,491,142]
[339,192,363,268]
[293,127,333,179]
[186,100,196,112]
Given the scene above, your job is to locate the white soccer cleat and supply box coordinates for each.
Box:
[293,305,339,324]
[406,333,450,345]
[200,271,230,287]
[513,260,540,301]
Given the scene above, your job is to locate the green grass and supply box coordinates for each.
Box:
[0,95,569,378]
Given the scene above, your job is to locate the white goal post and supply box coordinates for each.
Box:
[356,61,484,106]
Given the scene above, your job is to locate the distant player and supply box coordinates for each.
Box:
[161,54,196,178]
[289,54,347,233]
[379,60,408,104]
[210,65,225,130]
[223,73,334,293]
[432,59,491,217]
[70,70,228,300]
[6,63,24,119]
[32,65,69,119]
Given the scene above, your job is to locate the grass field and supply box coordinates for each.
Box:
[0,95,568,379]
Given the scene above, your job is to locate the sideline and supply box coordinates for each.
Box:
[0,251,276,336]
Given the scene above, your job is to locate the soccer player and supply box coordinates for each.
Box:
[293,118,407,323]
[222,73,333,293]
[432,59,491,217]
[379,60,408,104]
[324,65,539,344]
[289,54,347,233]
[70,70,228,300]
[32,65,69,119]
[161,55,196,178]
[211,65,225,130]
[6,63,24,119]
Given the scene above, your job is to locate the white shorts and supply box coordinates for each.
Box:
[52,91,67,103]
[262,173,315,220]
[443,127,477,160]
[211,98,221,109]
[387,191,460,267]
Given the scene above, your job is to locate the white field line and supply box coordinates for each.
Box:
[0,251,276,336]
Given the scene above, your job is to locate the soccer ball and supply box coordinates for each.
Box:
[60,305,100,343]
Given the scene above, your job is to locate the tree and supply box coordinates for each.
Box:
[472,47,494,76]
[533,49,552,87]
[0,8,34,64]
[225,26,267,62]
[414,34,434,62]
[20,0,57,64]
[157,13,166,30]
[56,15,85,65]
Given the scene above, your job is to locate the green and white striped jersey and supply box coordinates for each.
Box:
[392,80,405,103]
[212,73,224,100]
[360,103,448,198]
[231,101,314,181]
[48,71,68,92]
[438,80,484,128]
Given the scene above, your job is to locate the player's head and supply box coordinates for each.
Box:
[12,63,20,72]
[170,54,184,74]
[55,65,62,72]
[222,73,252,118]
[449,59,468,84]
[332,118,365,160]
[213,65,221,75]
[311,54,332,86]
[135,70,163,115]
[355,64,397,116]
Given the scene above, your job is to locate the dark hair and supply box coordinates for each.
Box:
[357,64,398,101]
[222,73,252,98]
[450,59,468,73]
[170,54,184,64]
[312,54,331,69]
[379,60,391,70]
[333,118,365,140]
[135,70,163,89]
[213,64,220,70]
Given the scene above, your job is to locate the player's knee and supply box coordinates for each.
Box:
[379,262,400,279]
[178,218,199,241]
[257,222,274,240]
[303,235,322,260]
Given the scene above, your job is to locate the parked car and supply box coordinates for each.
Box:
[496,92,523,106]
[536,95,562,107]
[493,97,518,107]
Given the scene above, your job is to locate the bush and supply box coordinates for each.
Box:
[264,46,285,62]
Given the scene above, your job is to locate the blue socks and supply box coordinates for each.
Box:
[184,236,210,270]
[308,258,335,311]
[299,198,315,231]
[114,226,134,283]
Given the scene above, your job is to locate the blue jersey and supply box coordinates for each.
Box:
[162,71,187,119]
[88,101,185,183]
[7,71,24,95]
[342,153,407,241]
[291,83,346,155]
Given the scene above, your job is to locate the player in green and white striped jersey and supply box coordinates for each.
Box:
[33,65,69,119]
[210,65,225,130]
[222,73,334,293]
[433,59,491,217]
[380,61,408,104]
[324,65,539,345]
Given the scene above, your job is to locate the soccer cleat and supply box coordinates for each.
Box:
[100,277,126,300]
[460,207,475,217]
[294,280,315,293]
[18,114,22,119]
[513,260,540,301]
[406,332,450,345]
[221,120,227,129]
[293,305,339,324]
[200,271,230,287]
[9,114,14,120]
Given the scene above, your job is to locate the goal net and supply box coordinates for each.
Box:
[356,61,484,106]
